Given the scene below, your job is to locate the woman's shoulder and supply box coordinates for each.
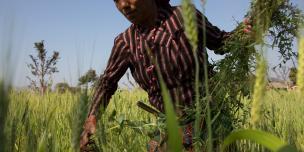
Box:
[114,25,136,44]
[160,5,183,20]
[158,5,184,33]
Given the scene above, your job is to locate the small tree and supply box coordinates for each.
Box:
[78,69,98,87]
[27,40,59,94]
[289,67,297,85]
[55,82,70,93]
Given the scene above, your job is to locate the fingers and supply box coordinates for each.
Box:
[246,25,252,30]
[80,115,97,151]
[83,115,97,134]
[83,123,96,134]
[243,17,251,25]
[243,28,251,34]
[243,17,253,34]
[80,132,89,151]
[86,115,97,134]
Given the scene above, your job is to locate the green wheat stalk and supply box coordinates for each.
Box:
[297,36,304,94]
[71,88,90,151]
[182,0,215,151]
[182,0,206,151]
[249,0,280,129]
[250,56,267,128]
[181,0,198,50]
[145,47,183,152]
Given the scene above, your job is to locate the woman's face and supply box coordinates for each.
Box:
[114,0,155,25]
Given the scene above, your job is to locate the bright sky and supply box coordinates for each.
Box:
[0,0,303,88]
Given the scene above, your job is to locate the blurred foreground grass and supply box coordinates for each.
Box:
[0,88,302,152]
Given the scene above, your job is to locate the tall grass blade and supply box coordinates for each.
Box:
[157,68,183,152]
[250,57,267,128]
[0,81,9,152]
[71,88,90,151]
[159,83,182,151]
[181,0,201,146]
[145,45,183,152]
[37,132,47,152]
[221,129,297,152]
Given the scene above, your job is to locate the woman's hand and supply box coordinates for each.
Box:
[80,115,97,152]
[243,17,253,34]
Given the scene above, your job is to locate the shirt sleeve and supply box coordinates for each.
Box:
[196,9,231,55]
[88,36,130,117]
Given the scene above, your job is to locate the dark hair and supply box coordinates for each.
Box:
[155,0,170,8]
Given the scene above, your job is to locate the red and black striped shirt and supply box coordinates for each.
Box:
[88,5,230,116]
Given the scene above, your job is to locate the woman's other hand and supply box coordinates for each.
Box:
[243,17,253,34]
[80,115,97,151]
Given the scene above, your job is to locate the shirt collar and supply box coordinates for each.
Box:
[133,7,168,33]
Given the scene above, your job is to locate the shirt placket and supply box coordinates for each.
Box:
[136,27,159,94]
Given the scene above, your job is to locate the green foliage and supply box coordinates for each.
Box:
[222,129,297,152]
[70,88,90,151]
[207,0,304,145]
[268,0,304,66]
[55,82,70,93]
[180,0,303,151]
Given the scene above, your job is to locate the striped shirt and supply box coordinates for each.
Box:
[88,5,230,116]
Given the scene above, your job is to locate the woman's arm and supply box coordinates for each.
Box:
[196,9,231,55]
[80,36,130,150]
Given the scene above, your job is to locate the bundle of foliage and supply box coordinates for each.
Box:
[209,0,304,144]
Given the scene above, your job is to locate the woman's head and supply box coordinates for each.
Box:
[114,0,170,25]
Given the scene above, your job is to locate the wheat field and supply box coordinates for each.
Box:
[0,88,302,152]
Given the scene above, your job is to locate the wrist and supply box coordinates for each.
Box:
[84,115,97,133]
[87,115,96,125]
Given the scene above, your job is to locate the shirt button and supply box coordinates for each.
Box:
[146,65,155,74]
[136,37,140,40]
[151,36,155,40]
[137,45,140,50]
[149,80,153,84]
[139,54,144,59]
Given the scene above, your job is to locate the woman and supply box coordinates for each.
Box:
[80,0,251,151]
